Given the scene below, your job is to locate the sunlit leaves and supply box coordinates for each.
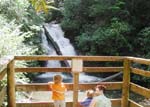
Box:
[29,0,58,13]
[0,16,33,57]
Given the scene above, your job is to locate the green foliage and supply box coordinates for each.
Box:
[29,0,57,13]
[0,0,46,28]
[0,0,46,56]
[113,0,131,22]
[62,0,150,57]
[89,0,114,17]
[0,0,46,82]
[76,18,132,55]
[137,27,150,58]
[0,0,29,23]
[0,16,33,57]
[62,0,150,84]
[61,0,81,30]
[126,0,150,28]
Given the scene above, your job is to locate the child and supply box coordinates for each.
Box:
[79,89,94,107]
[48,74,66,107]
[90,85,111,107]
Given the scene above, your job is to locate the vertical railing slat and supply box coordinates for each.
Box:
[7,60,16,107]
[72,59,83,107]
[121,58,131,107]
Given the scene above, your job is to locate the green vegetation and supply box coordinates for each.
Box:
[0,0,46,83]
[0,0,44,57]
[0,16,32,56]
[62,0,150,57]
[0,0,150,85]
[61,0,150,83]
[0,0,63,83]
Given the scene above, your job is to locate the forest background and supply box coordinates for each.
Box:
[0,0,150,87]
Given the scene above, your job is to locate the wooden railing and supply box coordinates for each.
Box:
[0,56,150,107]
[0,56,15,107]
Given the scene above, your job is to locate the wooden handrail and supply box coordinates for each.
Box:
[127,57,150,65]
[15,67,123,73]
[130,82,150,98]
[1,56,150,107]
[129,99,143,107]
[15,55,124,61]
[131,67,150,77]
[16,82,122,91]
[16,99,121,107]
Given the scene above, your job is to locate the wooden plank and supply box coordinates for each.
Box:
[130,82,150,98]
[72,59,82,107]
[15,67,123,73]
[79,82,123,90]
[129,99,143,107]
[111,99,121,107]
[0,68,7,80]
[7,60,16,107]
[15,67,71,73]
[0,86,7,106]
[127,57,150,65]
[15,56,124,61]
[131,67,150,77]
[16,82,122,91]
[84,67,123,72]
[121,59,131,107]
[16,83,50,91]
[16,99,121,107]
[16,101,72,107]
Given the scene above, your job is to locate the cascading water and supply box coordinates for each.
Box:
[41,28,61,67]
[34,26,73,83]
[35,23,101,83]
[44,23,76,56]
[44,23,76,66]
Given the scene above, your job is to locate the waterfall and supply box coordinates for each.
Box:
[34,25,74,83]
[44,23,76,56]
[34,23,101,83]
[44,23,76,66]
[41,28,61,67]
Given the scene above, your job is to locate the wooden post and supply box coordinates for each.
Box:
[7,60,16,107]
[72,59,83,107]
[121,59,131,107]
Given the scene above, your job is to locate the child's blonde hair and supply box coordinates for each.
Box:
[86,89,94,98]
[53,74,62,84]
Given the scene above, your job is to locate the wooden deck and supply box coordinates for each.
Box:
[0,56,150,107]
